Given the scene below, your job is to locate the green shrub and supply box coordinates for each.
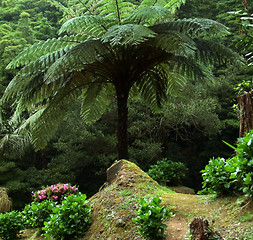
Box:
[200,130,253,198]
[200,156,242,196]
[32,183,79,203]
[22,200,56,229]
[147,158,188,185]
[42,192,92,239]
[0,210,24,240]
[133,197,173,240]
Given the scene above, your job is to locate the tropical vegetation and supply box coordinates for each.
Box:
[1,0,241,162]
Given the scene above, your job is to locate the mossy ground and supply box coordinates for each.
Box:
[5,160,253,239]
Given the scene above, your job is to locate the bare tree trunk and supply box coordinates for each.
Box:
[116,91,129,160]
[237,91,253,137]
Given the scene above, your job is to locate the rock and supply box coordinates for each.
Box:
[0,187,12,213]
[106,160,124,184]
[115,218,126,227]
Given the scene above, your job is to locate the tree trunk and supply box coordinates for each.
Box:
[116,91,129,160]
[237,91,253,137]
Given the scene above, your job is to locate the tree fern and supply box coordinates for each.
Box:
[1,0,242,159]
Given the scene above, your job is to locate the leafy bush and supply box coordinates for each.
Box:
[0,210,24,240]
[200,130,253,198]
[42,192,92,239]
[133,197,173,240]
[199,157,239,196]
[147,158,188,185]
[22,200,56,229]
[32,183,79,203]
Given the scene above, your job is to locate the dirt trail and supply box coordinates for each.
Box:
[166,215,189,239]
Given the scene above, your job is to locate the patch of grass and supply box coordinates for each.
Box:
[240,213,253,223]
[120,189,132,196]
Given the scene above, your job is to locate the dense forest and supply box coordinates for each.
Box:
[0,0,252,211]
[0,0,253,239]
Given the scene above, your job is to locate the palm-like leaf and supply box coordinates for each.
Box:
[125,6,173,25]
[1,0,242,159]
[102,24,157,46]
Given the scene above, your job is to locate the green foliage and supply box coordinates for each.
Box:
[1,0,241,158]
[22,200,56,229]
[200,130,253,198]
[133,197,173,240]
[199,157,238,196]
[0,210,24,240]
[42,192,92,240]
[147,158,188,185]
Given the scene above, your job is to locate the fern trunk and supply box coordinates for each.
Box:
[237,91,253,137]
[116,90,129,160]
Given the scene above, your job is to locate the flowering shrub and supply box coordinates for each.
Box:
[32,183,79,203]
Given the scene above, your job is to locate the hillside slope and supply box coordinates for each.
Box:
[21,160,253,239]
[82,160,253,239]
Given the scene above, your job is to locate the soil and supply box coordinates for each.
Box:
[166,215,189,239]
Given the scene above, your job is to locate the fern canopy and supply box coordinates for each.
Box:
[1,0,242,159]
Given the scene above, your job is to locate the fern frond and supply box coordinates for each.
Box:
[161,64,187,95]
[148,31,196,57]
[6,36,82,69]
[150,18,229,37]
[31,73,85,150]
[95,0,135,22]
[136,65,169,110]
[18,108,45,134]
[139,0,186,12]
[3,49,69,103]
[80,83,114,122]
[195,39,245,66]
[0,132,31,157]
[169,56,213,82]
[59,15,115,36]
[164,0,186,13]
[102,24,156,46]
[47,0,78,18]
[125,6,172,25]
[45,40,108,84]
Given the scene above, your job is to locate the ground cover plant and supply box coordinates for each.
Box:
[133,196,173,240]
[22,200,56,229]
[42,192,92,239]
[0,210,23,240]
[200,130,253,198]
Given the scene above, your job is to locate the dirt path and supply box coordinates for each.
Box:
[166,215,189,239]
